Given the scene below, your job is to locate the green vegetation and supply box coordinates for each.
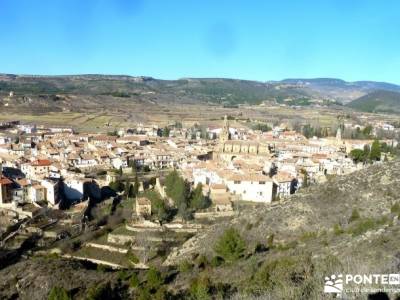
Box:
[48,287,71,300]
[85,282,113,300]
[178,260,194,273]
[130,273,140,288]
[347,216,388,236]
[214,228,246,263]
[146,267,163,290]
[300,124,330,138]
[251,123,272,132]
[347,90,400,113]
[109,180,125,192]
[333,223,344,235]
[164,170,210,219]
[350,140,383,163]
[391,202,400,214]
[348,208,360,223]
[247,254,315,297]
[126,249,139,264]
[190,183,210,210]
[143,190,170,222]
[165,170,189,209]
[189,276,212,300]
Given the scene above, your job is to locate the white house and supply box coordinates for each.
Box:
[41,179,60,206]
[225,173,274,203]
[63,178,85,201]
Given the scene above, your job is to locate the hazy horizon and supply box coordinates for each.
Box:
[1,0,400,83]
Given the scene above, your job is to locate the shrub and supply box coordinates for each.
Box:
[146,267,163,290]
[136,287,151,300]
[267,233,275,249]
[85,283,112,300]
[391,202,400,214]
[214,228,246,263]
[348,209,360,223]
[196,255,209,269]
[72,240,82,251]
[117,270,131,281]
[126,249,139,264]
[189,276,211,300]
[299,231,318,242]
[348,217,387,236]
[245,222,253,231]
[210,256,224,267]
[48,287,71,300]
[248,255,314,296]
[254,242,268,253]
[96,264,108,272]
[130,273,140,288]
[179,260,193,273]
[333,224,344,235]
[275,240,298,251]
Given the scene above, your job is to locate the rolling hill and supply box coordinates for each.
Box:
[347,90,400,113]
[1,74,400,113]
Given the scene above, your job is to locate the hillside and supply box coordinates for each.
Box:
[0,161,399,299]
[2,74,400,109]
[164,160,400,298]
[347,90,400,113]
[0,74,310,107]
[281,78,400,103]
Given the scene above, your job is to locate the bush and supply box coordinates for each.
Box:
[333,224,344,235]
[109,181,125,192]
[299,231,318,242]
[348,208,360,223]
[130,273,140,288]
[96,264,108,272]
[214,228,246,263]
[178,260,193,273]
[48,287,71,300]
[348,217,388,236]
[85,283,113,300]
[245,222,253,231]
[72,240,82,251]
[267,233,275,249]
[146,267,163,290]
[248,255,314,297]
[189,276,211,300]
[210,256,224,267]
[391,202,400,214]
[275,240,298,251]
[254,242,268,253]
[196,255,209,269]
[126,249,139,264]
[117,270,131,281]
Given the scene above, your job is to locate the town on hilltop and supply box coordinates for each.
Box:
[0,114,398,271]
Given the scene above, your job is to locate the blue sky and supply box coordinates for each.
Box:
[1,0,400,83]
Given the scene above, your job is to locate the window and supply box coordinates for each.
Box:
[259,181,265,184]
[234,180,241,184]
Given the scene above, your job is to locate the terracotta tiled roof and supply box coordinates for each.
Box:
[32,159,51,166]
[0,177,12,185]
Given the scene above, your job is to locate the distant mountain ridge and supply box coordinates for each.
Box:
[1,73,400,112]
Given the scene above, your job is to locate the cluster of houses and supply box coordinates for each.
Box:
[0,117,397,217]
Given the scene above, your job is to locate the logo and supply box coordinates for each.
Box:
[389,274,400,285]
[324,274,343,295]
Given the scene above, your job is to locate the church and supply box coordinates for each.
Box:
[215,116,270,162]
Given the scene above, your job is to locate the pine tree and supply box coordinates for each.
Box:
[48,287,71,300]
[369,140,381,161]
[214,228,246,263]
[190,183,208,210]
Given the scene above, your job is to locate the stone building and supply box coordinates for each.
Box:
[215,115,270,161]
